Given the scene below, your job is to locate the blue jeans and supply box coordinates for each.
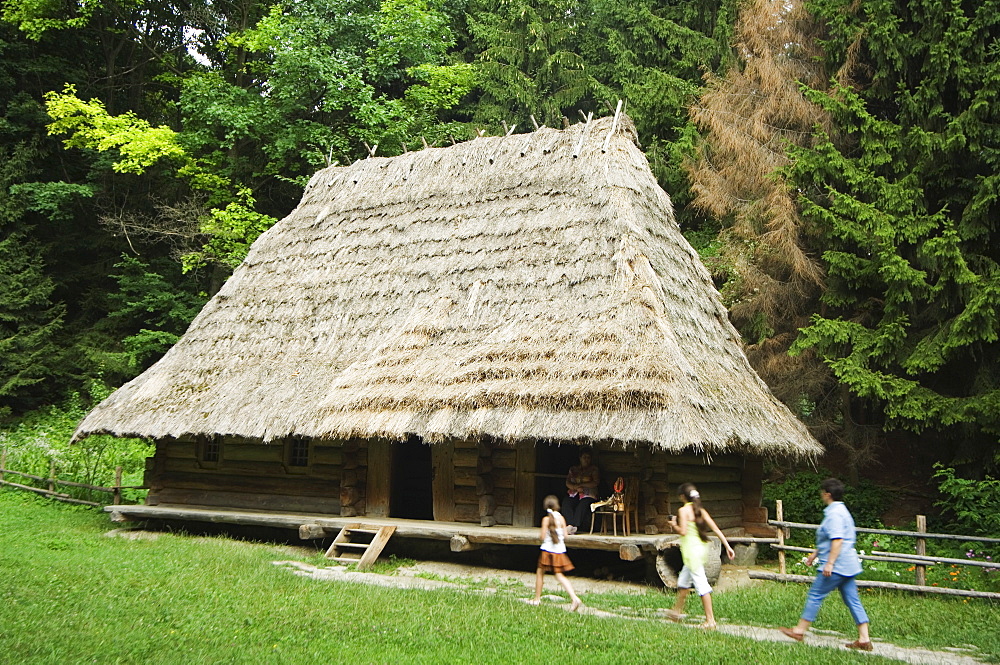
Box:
[802,572,869,625]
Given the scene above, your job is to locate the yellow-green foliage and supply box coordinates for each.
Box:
[44,85,186,174]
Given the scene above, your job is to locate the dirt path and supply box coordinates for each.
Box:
[274,559,990,665]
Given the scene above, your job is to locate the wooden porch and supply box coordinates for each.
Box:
[104,503,678,561]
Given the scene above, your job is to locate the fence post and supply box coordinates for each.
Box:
[777,499,786,575]
[114,466,123,505]
[915,515,927,586]
[48,459,56,493]
[1,449,5,482]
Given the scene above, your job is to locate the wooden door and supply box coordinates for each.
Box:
[431,440,456,522]
[366,439,391,517]
[513,440,536,527]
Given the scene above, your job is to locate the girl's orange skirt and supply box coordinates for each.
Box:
[537,551,575,573]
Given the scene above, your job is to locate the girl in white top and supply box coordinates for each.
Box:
[528,495,582,611]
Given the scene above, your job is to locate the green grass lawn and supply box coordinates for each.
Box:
[1,489,996,664]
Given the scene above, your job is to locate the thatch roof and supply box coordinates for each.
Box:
[75,114,822,457]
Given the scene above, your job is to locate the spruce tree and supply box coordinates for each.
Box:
[789,0,1000,470]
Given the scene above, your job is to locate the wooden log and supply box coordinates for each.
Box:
[655,482,742,501]
[493,449,515,468]
[915,514,927,586]
[493,468,515,490]
[480,515,497,527]
[455,467,477,486]
[454,448,478,467]
[495,487,514,507]
[450,535,479,552]
[777,499,786,575]
[741,456,764,511]
[0,478,70,498]
[299,523,329,540]
[476,475,494,495]
[366,439,390,518]
[163,441,197,460]
[743,505,768,523]
[769,520,1000,543]
[513,440,535,527]
[341,469,360,487]
[664,465,741,484]
[0,468,47,483]
[342,455,359,470]
[476,456,493,475]
[479,493,496,517]
[668,453,743,467]
[45,478,114,493]
[156,470,340,496]
[772,544,930,566]
[748,570,1000,600]
[432,442,456,522]
[113,466,123,505]
[221,443,285,463]
[455,486,478,504]
[51,495,101,507]
[153,488,340,513]
[494,506,513,525]
[619,543,643,561]
[454,502,480,523]
[340,486,360,508]
[310,446,344,466]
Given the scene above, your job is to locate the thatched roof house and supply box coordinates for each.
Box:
[75,114,821,535]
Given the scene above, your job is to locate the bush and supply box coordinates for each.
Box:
[762,469,892,548]
[932,464,1000,538]
[0,383,152,502]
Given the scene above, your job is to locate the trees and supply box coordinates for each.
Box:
[788,0,1000,470]
[683,0,855,460]
[468,0,597,129]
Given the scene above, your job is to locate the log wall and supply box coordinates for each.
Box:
[144,435,766,534]
[146,435,343,513]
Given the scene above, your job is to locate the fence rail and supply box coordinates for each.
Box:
[0,451,145,507]
[768,499,998,600]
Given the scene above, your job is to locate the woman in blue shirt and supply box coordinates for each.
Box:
[779,477,873,651]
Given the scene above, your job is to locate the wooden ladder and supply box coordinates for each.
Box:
[325,523,396,571]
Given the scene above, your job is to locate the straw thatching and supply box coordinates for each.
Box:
[75,114,822,458]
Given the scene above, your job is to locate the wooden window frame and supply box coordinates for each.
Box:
[197,435,222,469]
[284,437,311,474]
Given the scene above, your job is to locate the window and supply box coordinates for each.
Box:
[196,436,222,469]
[203,437,220,463]
[288,438,310,468]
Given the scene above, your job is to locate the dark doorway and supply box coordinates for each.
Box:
[390,436,434,520]
[533,442,584,524]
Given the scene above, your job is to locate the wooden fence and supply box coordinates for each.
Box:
[749,499,1000,600]
[0,451,145,508]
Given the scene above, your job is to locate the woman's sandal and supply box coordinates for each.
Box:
[778,627,804,642]
[845,640,873,651]
[665,609,685,623]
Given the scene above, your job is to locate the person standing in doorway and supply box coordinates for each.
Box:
[779,477,873,651]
